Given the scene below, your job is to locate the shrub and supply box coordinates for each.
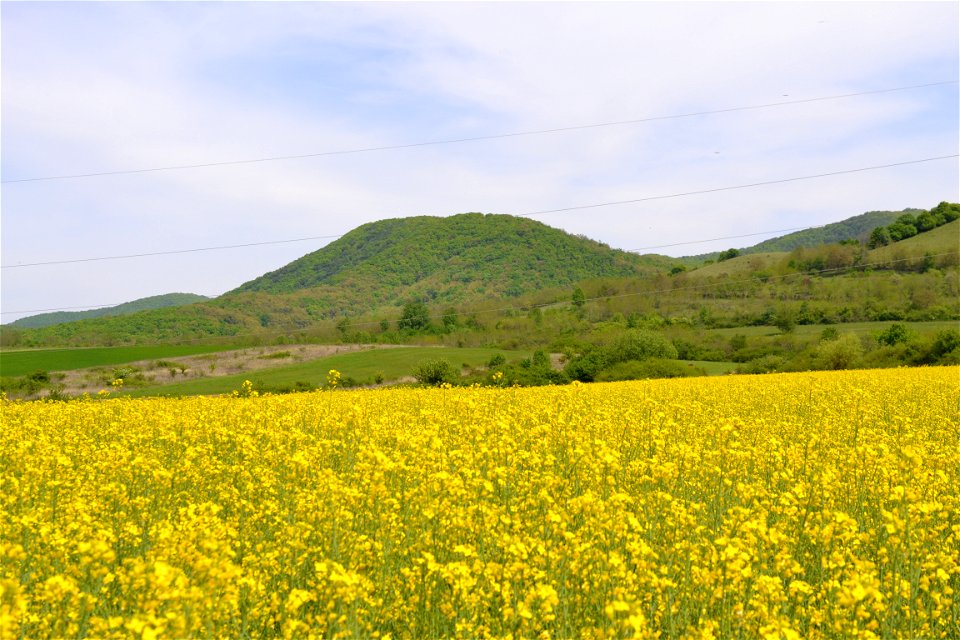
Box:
[27,370,50,384]
[820,327,839,342]
[876,323,911,347]
[927,329,960,364]
[564,350,612,383]
[728,334,748,352]
[609,330,678,362]
[774,309,796,334]
[816,334,863,370]
[413,359,457,386]
[565,330,678,382]
[572,287,586,308]
[736,355,784,375]
[487,353,506,368]
[717,248,740,262]
[595,358,705,382]
[258,351,292,360]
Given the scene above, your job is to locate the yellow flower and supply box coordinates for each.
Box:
[0,367,955,638]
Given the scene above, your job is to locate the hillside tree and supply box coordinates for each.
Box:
[398,301,431,331]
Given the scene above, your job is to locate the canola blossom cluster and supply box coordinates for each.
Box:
[1,367,958,639]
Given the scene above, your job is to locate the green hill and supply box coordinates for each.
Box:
[742,209,914,253]
[3,215,672,346]
[232,213,668,299]
[7,293,210,329]
[685,209,915,263]
[4,209,955,349]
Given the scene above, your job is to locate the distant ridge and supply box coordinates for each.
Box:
[686,209,914,262]
[7,293,209,329]
[741,209,918,253]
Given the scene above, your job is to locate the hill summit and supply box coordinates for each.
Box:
[231,213,662,303]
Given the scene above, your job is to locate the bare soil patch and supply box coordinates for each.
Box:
[59,344,398,395]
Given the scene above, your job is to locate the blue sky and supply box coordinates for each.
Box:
[2,2,958,323]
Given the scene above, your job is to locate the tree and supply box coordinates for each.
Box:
[886,221,917,242]
[398,301,431,331]
[572,287,586,308]
[531,350,550,368]
[609,329,678,362]
[816,333,863,370]
[930,201,960,223]
[894,213,917,228]
[717,248,740,262]
[441,307,459,331]
[915,211,938,232]
[868,226,891,248]
[876,323,910,347]
[774,308,796,334]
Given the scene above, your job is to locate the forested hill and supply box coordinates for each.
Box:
[742,209,918,254]
[685,209,913,262]
[7,293,210,329]
[232,213,668,298]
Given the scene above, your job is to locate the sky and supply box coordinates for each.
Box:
[1,1,958,323]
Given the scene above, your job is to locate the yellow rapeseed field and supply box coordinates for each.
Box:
[1,367,958,639]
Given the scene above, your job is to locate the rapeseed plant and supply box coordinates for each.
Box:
[1,368,957,638]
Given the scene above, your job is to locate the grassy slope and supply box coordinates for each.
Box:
[683,219,959,280]
[683,252,785,279]
[866,219,959,262]
[0,344,237,377]
[123,347,531,397]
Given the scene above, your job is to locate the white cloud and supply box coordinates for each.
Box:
[2,2,957,321]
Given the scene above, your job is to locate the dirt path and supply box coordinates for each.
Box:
[58,344,399,395]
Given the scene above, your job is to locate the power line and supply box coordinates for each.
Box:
[0,222,817,312]
[3,153,956,270]
[2,81,956,184]
[3,303,148,315]
[0,226,804,270]
[516,155,959,217]
[628,227,809,252]
[0,235,345,269]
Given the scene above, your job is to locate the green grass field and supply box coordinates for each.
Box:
[682,360,738,375]
[124,347,530,397]
[0,344,238,377]
[687,252,784,278]
[705,320,959,339]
